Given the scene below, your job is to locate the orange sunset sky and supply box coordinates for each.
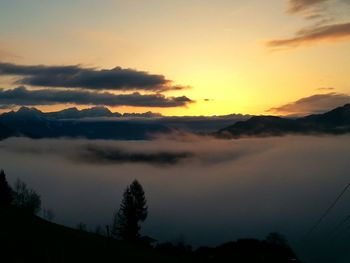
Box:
[0,0,349,116]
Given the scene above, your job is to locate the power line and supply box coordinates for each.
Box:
[328,214,350,240]
[304,182,350,238]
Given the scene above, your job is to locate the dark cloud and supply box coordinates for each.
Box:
[0,62,185,92]
[266,22,350,48]
[0,86,193,108]
[287,0,329,14]
[78,144,193,165]
[1,138,194,166]
[268,92,350,115]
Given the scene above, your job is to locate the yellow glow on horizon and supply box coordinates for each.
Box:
[1,0,349,116]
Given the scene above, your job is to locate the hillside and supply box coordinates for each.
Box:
[1,207,301,263]
[217,104,350,138]
[0,207,185,263]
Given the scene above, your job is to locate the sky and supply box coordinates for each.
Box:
[0,0,350,116]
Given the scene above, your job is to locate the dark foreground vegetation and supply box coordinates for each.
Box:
[1,170,302,262]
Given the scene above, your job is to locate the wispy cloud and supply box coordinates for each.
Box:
[287,0,329,14]
[0,62,187,92]
[0,86,194,108]
[267,0,350,49]
[268,92,350,115]
[267,22,350,48]
[0,49,20,61]
[317,87,334,91]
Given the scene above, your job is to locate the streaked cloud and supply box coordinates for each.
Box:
[267,22,350,48]
[317,87,334,91]
[0,62,186,92]
[0,49,20,60]
[268,92,350,115]
[267,0,350,49]
[287,0,329,14]
[0,86,194,108]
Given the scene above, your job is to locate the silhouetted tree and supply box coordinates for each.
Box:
[12,179,41,214]
[112,180,148,241]
[265,232,297,262]
[0,169,13,207]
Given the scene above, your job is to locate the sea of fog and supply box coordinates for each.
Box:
[1,135,350,263]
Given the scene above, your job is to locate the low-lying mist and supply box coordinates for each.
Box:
[1,134,350,263]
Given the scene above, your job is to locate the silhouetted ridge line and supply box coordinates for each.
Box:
[217,103,350,138]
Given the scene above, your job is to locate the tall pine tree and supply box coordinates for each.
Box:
[0,169,13,207]
[112,180,148,241]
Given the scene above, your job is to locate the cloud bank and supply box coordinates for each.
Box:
[1,135,350,263]
[0,135,253,166]
[0,63,185,92]
[2,139,194,166]
[0,86,193,108]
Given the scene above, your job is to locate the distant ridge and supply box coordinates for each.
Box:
[0,107,170,140]
[217,104,350,138]
[0,107,251,140]
[45,106,119,119]
[2,106,161,119]
[4,104,349,140]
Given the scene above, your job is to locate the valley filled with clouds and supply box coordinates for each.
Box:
[1,135,350,262]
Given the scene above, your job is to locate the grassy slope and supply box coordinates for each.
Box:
[0,207,186,263]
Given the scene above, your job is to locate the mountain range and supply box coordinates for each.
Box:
[0,104,349,140]
[217,104,350,138]
[0,107,169,140]
[1,106,164,120]
[0,106,249,140]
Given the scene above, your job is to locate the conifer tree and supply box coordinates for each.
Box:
[112,180,148,241]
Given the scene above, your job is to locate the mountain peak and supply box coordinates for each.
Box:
[60,107,79,113]
[40,106,119,119]
[17,106,42,114]
[80,106,114,117]
[16,107,43,116]
[83,106,112,113]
